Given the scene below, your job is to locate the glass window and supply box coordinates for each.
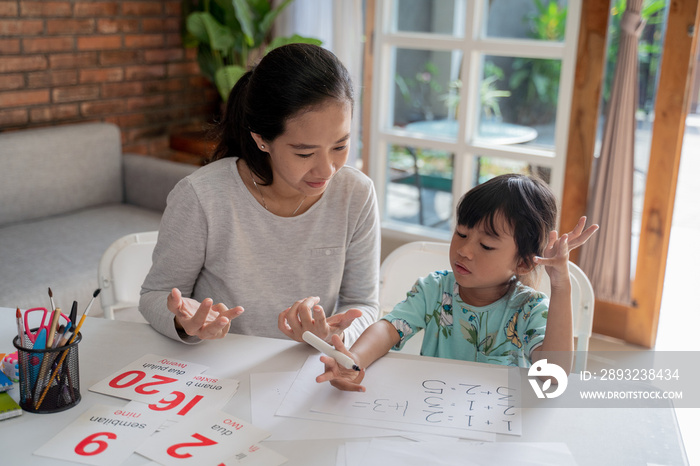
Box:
[386,144,454,230]
[370,0,579,238]
[394,0,465,36]
[477,55,560,150]
[484,0,569,41]
[392,48,463,131]
[475,156,551,185]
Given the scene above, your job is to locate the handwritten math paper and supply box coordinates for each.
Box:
[278,355,521,437]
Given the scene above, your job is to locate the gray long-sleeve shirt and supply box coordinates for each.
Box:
[139,157,380,345]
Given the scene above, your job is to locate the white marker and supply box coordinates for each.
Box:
[302,331,361,371]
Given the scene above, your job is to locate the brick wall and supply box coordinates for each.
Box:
[0,0,219,157]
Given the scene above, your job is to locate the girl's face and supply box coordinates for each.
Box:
[449,214,529,306]
[251,99,352,198]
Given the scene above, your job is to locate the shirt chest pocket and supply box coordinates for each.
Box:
[310,246,344,259]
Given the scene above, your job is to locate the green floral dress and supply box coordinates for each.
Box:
[382,270,548,367]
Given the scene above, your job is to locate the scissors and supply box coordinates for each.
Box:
[23,307,71,345]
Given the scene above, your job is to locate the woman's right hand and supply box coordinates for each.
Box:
[167,288,244,339]
[314,334,366,392]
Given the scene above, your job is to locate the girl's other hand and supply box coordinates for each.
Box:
[168,288,244,339]
[314,334,366,392]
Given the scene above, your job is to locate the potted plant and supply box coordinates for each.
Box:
[183,0,322,102]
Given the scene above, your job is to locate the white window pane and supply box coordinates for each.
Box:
[475,156,551,185]
[478,55,561,150]
[394,0,465,36]
[386,144,454,230]
[484,0,569,41]
[393,48,463,130]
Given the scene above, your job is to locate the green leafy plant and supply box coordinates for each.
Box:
[395,62,443,121]
[183,0,322,102]
[508,0,567,124]
[480,61,511,120]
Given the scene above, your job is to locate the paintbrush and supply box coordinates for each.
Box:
[35,288,101,409]
[48,287,56,312]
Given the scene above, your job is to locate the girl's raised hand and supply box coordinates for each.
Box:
[167,287,244,339]
[561,216,599,251]
[314,334,366,392]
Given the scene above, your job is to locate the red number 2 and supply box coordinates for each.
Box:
[108,370,178,395]
[166,433,218,459]
[74,432,117,456]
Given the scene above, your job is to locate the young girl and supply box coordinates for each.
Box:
[315,174,598,392]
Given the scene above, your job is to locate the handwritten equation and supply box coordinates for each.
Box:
[314,358,521,435]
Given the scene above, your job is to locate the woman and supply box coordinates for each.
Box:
[139,44,380,346]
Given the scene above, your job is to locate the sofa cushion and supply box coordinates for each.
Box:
[0,204,162,315]
[0,123,123,227]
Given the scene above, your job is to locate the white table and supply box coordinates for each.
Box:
[0,308,688,465]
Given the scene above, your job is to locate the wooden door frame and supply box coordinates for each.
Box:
[562,0,700,347]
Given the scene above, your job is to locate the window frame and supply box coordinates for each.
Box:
[367,0,583,241]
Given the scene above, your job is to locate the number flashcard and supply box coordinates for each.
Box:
[153,374,240,421]
[89,354,209,404]
[136,410,271,466]
[123,375,239,424]
[220,443,288,466]
[33,403,168,466]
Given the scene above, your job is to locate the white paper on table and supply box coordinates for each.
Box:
[336,444,347,466]
[276,356,502,439]
[313,356,521,435]
[33,403,168,466]
[348,439,576,466]
[89,354,209,404]
[136,410,270,466]
[220,443,288,466]
[123,374,239,422]
[251,371,408,440]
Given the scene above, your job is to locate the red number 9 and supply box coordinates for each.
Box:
[75,432,117,456]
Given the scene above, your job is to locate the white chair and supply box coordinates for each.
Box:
[378,241,594,372]
[98,231,158,322]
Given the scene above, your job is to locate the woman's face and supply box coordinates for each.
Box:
[251,99,352,197]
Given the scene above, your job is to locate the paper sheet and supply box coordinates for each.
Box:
[136,410,270,466]
[34,403,167,466]
[275,356,501,440]
[341,439,576,466]
[89,354,209,404]
[251,371,404,440]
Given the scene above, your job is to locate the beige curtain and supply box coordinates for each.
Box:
[579,1,646,304]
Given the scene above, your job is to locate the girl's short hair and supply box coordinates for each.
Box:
[456,174,557,269]
[211,43,354,185]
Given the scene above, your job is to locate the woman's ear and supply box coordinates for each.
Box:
[250,132,267,152]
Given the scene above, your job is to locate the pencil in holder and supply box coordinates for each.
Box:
[13,330,82,413]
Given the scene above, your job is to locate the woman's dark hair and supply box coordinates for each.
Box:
[456,174,557,270]
[211,43,354,185]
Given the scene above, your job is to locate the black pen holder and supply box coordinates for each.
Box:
[13,330,82,413]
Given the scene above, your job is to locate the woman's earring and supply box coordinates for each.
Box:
[260,145,265,149]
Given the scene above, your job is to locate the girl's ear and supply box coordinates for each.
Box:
[515,257,535,276]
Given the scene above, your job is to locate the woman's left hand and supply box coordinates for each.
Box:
[278,296,362,342]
